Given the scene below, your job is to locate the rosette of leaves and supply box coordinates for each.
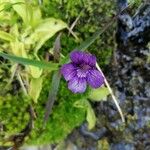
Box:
[0,0,67,103]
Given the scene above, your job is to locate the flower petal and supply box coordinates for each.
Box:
[70,50,84,64]
[68,77,87,93]
[83,53,96,66]
[70,50,96,66]
[76,68,87,78]
[87,69,104,88]
[61,63,76,81]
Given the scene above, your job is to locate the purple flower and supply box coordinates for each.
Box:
[61,50,104,93]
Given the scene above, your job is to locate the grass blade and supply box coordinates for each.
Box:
[0,52,59,70]
[43,71,61,125]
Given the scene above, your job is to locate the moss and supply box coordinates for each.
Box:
[0,74,86,146]
[41,0,116,66]
[0,94,31,143]
[25,77,86,145]
[0,0,119,146]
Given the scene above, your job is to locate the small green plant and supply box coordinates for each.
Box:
[0,0,67,103]
[0,0,125,148]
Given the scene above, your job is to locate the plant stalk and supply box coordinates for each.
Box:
[96,63,125,123]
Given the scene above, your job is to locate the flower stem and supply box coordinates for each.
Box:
[96,63,125,123]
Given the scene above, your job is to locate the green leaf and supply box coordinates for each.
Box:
[27,55,43,78]
[26,18,67,53]
[0,2,11,11]
[74,99,96,130]
[60,21,114,65]
[86,101,96,130]
[10,42,27,57]
[76,29,102,51]
[0,31,15,42]
[28,66,43,78]
[60,29,104,64]
[44,71,61,124]
[88,86,109,101]
[10,24,19,38]
[30,7,42,28]
[29,77,43,103]
[13,0,41,28]
[0,52,59,70]
[12,0,29,25]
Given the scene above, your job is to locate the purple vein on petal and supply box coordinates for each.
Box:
[68,77,87,93]
[61,63,76,81]
[82,53,96,66]
[87,69,104,88]
[70,50,84,64]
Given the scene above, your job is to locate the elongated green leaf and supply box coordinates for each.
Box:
[12,0,29,24]
[10,42,27,57]
[26,18,67,53]
[43,35,62,124]
[60,18,115,65]
[60,29,103,64]
[30,7,42,28]
[74,99,96,130]
[27,55,43,78]
[44,71,61,124]
[28,65,43,78]
[86,101,96,130]
[76,29,102,51]
[0,31,15,42]
[0,52,59,70]
[60,31,102,64]
[29,77,43,103]
[75,11,116,51]
[88,86,109,101]
[13,0,41,28]
[10,24,19,38]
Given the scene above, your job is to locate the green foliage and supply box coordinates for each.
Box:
[128,0,141,6]
[25,78,86,145]
[0,0,67,103]
[0,0,121,146]
[85,102,96,130]
[74,99,96,130]
[12,0,41,28]
[0,75,86,145]
[0,31,15,42]
[0,94,31,144]
[0,52,59,70]
[26,18,67,53]
[41,0,115,66]
[29,77,43,103]
[89,86,109,101]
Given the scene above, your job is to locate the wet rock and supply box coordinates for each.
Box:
[80,123,107,140]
